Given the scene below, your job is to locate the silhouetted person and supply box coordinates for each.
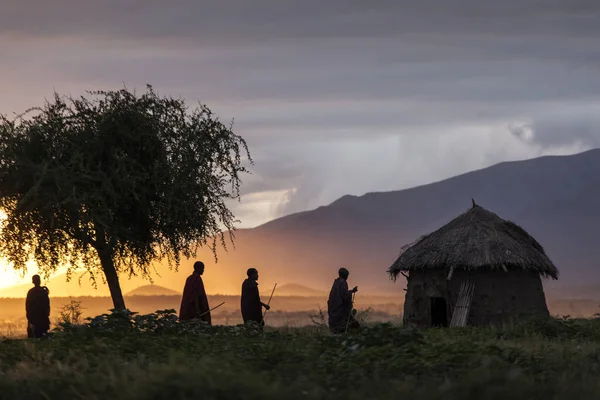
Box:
[327,267,359,334]
[179,261,211,324]
[241,268,270,327]
[26,275,50,338]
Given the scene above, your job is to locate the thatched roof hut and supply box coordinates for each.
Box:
[389,201,558,327]
[389,201,559,279]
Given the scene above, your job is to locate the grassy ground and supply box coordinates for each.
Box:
[2,311,600,399]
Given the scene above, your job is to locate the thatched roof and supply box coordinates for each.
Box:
[388,201,559,280]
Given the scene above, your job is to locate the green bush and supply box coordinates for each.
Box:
[2,311,600,399]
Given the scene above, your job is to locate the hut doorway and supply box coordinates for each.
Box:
[430,297,448,327]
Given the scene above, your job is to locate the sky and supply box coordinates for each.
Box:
[1,0,600,288]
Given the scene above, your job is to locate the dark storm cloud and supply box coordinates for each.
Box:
[2,0,600,41]
[36,40,599,140]
[1,0,600,225]
[3,0,599,116]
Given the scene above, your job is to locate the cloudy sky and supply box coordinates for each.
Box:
[1,0,599,228]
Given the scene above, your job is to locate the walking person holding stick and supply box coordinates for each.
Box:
[327,267,360,334]
[179,261,212,325]
[241,268,272,329]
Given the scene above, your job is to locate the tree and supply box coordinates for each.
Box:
[0,86,251,310]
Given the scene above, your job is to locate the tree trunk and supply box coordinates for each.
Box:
[93,222,126,310]
[98,250,126,310]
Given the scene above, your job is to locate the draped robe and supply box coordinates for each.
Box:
[179,273,211,324]
[26,286,50,338]
[241,279,263,325]
[327,278,358,333]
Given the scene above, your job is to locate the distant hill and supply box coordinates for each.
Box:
[126,285,179,297]
[275,284,326,297]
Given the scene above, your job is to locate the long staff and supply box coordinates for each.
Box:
[344,292,356,333]
[199,301,225,318]
[262,283,278,323]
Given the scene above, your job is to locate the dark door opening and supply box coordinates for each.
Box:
[430,297,448,327]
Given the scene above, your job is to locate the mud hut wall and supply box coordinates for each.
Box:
[448,269,550,326]
[403,269,450,327]
[404,268,551,327]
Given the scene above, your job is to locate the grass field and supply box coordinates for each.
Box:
[2,310,600,399]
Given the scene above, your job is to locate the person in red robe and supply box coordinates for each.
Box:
[26,275,51,338]
[179,261,211,324]
[241,268,270,327]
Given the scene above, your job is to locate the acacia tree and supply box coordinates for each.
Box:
[0,86,251,310]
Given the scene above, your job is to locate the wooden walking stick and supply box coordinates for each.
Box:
[198,302,225,318]
[262,283,277,324]
[344,292,356,333]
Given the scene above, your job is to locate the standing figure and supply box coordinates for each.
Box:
[26,275,51,338]
[179,261,211,324]
[241,268,270,327]
[327,267,359,334]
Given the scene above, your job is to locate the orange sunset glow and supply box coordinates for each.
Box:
[0,248,284,298]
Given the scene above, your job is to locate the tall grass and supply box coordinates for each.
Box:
[1,311,600,399]
[0,320,27,338]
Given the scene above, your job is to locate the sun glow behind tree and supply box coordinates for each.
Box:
[0,86,251,307]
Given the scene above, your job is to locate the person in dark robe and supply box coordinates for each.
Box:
[25,275,51,338]
[327,267,359,334]
[240,268,270,327]
[179,261,211,324]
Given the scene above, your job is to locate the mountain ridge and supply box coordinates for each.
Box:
[257,148,600,231]
[126,285,180,297]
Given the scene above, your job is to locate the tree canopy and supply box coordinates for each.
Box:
[0,86,251,309]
